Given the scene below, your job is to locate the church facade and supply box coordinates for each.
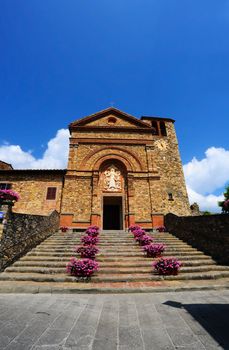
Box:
[0,108,190,229]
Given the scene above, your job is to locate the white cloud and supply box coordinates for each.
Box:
[186,186,224,213]
[183,147,229,212]
[0,129,69,169]
[183,147,229,194]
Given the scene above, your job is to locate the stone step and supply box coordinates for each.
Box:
[43,244,189,249]
[47,235,181,239]
[3,228,229,292]
[50,235,178,240]
[27,250,206,257]
[13,258,216,268]
[1,270,229,283]
[50,241,188,246]
[47,234,182,239]
[5,265,229,275]
[33,247,197,253]
[1,279,228,294]
[21,255,211,263]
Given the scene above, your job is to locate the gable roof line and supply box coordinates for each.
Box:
[69,107,151,129]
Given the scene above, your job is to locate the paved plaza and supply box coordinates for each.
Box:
[0,290,228,350]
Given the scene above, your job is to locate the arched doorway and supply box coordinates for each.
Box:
[99,160,126,230]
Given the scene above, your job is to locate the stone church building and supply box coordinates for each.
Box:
[0,108,190,229]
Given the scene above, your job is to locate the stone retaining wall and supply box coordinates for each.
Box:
[165,213,229,265]
[0,210,59,271]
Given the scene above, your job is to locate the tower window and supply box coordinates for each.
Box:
[46,187,57,200]
[160,121,167,136]
[151,121,159,135]
[168,193,174,201]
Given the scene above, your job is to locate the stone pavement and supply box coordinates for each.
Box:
[0,290,228,349]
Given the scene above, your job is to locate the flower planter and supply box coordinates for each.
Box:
[60,226,69,233]
[143,243,165,257]
[0,189,19,202]
[136,234,153,246]
[81,235,99,246]
[86,226,100,237]
[153,257,182,275]
[66,258,99,278]
[75,245,99,259]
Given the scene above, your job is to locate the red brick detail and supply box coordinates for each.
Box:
[151,214,164,228]
[135,222,153,229]
[91,214,101,227]
[60,214,73,227]
[60,216,90,229]
[127,214,135,228]
[71,223,90,229]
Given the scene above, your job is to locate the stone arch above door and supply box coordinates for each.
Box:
[79,146,143,172]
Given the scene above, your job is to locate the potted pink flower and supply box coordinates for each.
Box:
[128,225,141,232]
[75,245,99,259]
[81,235,99,246]
[0,189,19,206]
[66,257,99,278]
[156,226,166,232]
[143,243,165,257]
[136,234,153,246]
[153,257,182,275]
[132,229,146,238]
[60,226,69,233]
[85,226,100,237]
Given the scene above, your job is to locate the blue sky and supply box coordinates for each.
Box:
[0,1,229,211]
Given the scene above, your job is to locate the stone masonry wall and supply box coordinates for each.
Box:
[150,122,190,216]
[0,210,59,271]
[0,173,64,215]
[165,213,229,264]
[134,179,152,222]
[61,177,92,223]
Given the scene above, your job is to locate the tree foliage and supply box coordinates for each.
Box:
[218,185,229,213]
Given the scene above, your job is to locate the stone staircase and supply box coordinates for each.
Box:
[0,230,229,292]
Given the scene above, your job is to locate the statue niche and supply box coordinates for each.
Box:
[102,165,122,192]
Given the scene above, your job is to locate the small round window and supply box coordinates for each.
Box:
[107,117,117,125]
